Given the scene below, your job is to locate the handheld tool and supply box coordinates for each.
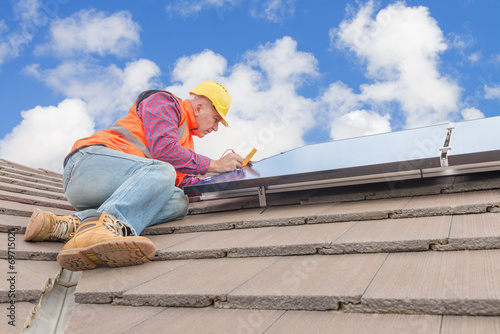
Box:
[242,148,257,167]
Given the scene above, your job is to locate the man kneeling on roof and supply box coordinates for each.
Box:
[23,81,243,271]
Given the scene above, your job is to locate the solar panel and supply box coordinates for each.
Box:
[447,117,500,165]
[184,116,500,204]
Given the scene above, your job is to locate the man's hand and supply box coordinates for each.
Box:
[208,153,243,173]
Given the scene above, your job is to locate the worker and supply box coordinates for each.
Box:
[23,81,243,271]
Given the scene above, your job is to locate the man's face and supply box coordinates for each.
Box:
[192,99,223,138]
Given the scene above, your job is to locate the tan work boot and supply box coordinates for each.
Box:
[56,212,156,271]
[24,209,81,242]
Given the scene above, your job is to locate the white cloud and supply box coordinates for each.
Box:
[484,84,500,101]
[250,0,297,23]
[448,32,474,52]
[165,0,239,18]
[24,59,160,126]
[0,32,29,67]
[166,36,319,161]
[165,0,295,22]
[0,99,95,172]
[0,20,7,34]
[468,51,481,63]
[36,9,140,57]
[171,50,228,91]
[245,35,317,84]
[448,32,482,65]
[12,0,41,21]
[461,107,484,120]
[330,110,391,140]
[329,1,461,129]
[0,0,41,66]
[491,54,500,65]
[320,81,363,119]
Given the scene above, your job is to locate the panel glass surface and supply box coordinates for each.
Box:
[448,116,500,156]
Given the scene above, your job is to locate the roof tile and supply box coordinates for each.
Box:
[75,260,190,304]
[312,197,411,223]
[0,214,31,232]
[0,260,60,303]
[434,212,500,251]
[226,253,387,310]
[144,208,263,234]
[0,189,73,210]
[265,311,442,334]
[121,257,279,307]
[441,315,500,334]
[231,221,355,257]
[350,249,500,315]
[327,215,451,254]
[64,304,165,334]
[123,307,284,334]
[1,302,37,332]
[155,226,278,260]
[0,199,73,218]
[395,190,500,218]
[0,234,62,261]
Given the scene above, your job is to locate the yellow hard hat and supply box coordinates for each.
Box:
[190,80,231,127]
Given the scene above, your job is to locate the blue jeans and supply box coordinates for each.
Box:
[62,146,189,236]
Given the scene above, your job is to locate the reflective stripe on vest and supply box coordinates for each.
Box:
[177,122,187,141]
[107,123,153,159]
[108,119,187,159]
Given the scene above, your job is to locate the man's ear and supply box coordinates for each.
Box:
[193,103,202,117]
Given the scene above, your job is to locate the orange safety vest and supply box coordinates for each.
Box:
[69,90,198,186]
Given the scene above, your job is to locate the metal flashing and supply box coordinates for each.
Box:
[24,270,81,334]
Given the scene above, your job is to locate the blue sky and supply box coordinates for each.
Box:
[1,0,500,172]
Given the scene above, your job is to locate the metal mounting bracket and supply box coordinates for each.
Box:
[440,123,454,167]
[258,186,267,207]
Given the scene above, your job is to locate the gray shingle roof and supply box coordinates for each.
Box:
[2,158,500,333]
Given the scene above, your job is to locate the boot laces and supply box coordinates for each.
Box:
[102,215,128,236]
[51,216,79,240]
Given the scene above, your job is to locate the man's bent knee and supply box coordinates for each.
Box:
[153,161,177,183]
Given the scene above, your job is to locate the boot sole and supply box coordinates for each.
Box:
[57,239,156,271]
[24,209,43,242]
